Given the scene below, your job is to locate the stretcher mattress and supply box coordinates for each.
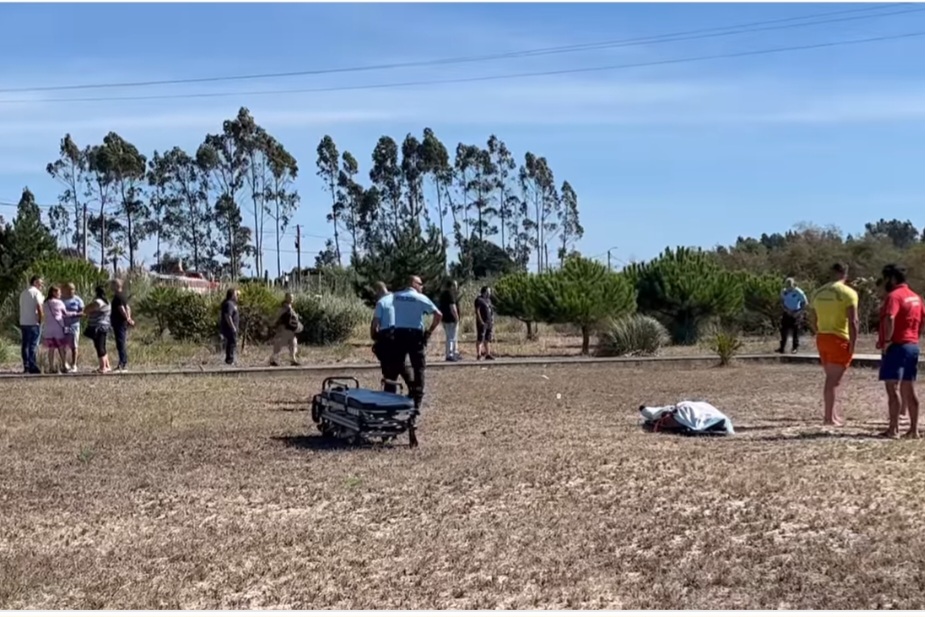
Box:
[327,388,415,412]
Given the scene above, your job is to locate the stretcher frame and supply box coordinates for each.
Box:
[310,376,418,448]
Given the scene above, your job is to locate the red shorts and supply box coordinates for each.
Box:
[816,333,852,368]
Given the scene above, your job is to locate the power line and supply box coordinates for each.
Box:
[4,29,922,106]
[0,4,919,97]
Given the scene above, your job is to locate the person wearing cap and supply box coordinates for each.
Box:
[778,277,807,354]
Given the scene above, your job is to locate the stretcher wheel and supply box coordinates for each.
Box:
[318,419,336,438]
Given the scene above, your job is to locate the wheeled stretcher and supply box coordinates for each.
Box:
[310,376,419,448]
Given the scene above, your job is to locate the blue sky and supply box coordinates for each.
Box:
[1,2,924,274]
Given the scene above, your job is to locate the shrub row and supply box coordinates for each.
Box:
[136,283,369,346]
[491,249,803,356]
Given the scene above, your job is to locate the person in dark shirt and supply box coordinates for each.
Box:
[474,286,494,361]
[109,279,134,372]
[220,288,240,365]
[438,280,461,361]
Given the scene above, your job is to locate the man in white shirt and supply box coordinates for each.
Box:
[19,275,45,374]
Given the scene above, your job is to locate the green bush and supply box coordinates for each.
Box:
[136,286,183,338]
[0,257,107,342]
[741,272,785,334]
[30,257,107,298]
[596,314,669,357]
[293,294,369,346]
[237,282,283,343]
[625,246,744,345]
[162,291,214,343]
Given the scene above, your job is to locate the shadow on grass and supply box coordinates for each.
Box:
[270,400,308,413]
[272,434,406,451]
[730,425,790,433]
[751,430,884,442]
[272,434,357,451]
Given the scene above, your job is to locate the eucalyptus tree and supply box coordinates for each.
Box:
[316,135,343,264]
[266,137,300,278]
[45,134,87,252]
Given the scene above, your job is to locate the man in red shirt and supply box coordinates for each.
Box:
[877,264,925,438]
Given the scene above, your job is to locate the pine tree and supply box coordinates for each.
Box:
[0,188,58,298]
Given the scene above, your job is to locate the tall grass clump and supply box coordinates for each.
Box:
[595,314,670,357]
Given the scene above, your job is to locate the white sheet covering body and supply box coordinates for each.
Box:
[639,400,734,435]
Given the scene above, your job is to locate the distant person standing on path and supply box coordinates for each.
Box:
[84,285,112,374]
[18,275,44,374]
[61,282,85,372]
[439,279,461,361]
[876,264,924,439]
[109,279,134,372]
[778,277,807,354]
[269,292,301,367]
[42,286,80,374]
[220,288,240,366]
[474,286,495,361]
[810,263,859,427]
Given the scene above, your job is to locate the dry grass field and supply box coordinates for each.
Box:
[3,362,925,609]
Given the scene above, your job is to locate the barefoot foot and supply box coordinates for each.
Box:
[902,430,921,440]
[879,429,900,439]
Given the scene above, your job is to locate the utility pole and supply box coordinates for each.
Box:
[295,225,302,289]
[607,250,612,272]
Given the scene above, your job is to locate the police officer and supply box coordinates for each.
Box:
[370,282,411,392]
[372,274,442,412]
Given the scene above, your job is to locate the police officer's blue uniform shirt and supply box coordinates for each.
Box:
[374,293,396,329]
[392,289,438,331]
[782,287,808,312]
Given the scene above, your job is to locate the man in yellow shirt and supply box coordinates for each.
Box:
[809,262,859,426]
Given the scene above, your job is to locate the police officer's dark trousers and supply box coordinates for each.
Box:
[375,330,413,395]
[383,328,427,410]
[779,311,800,352]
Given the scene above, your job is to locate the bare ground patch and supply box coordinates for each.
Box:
[2,363,925,609]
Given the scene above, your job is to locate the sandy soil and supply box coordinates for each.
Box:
[2,362,924,609]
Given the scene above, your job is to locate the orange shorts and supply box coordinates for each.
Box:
[816,333,853,367]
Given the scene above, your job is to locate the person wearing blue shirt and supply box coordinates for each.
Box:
[61,282,85,372]
[779,277,808,354]
[371,275,442,426]
[370,282,410,391]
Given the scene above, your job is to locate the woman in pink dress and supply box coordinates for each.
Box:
[43,286,82,373]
